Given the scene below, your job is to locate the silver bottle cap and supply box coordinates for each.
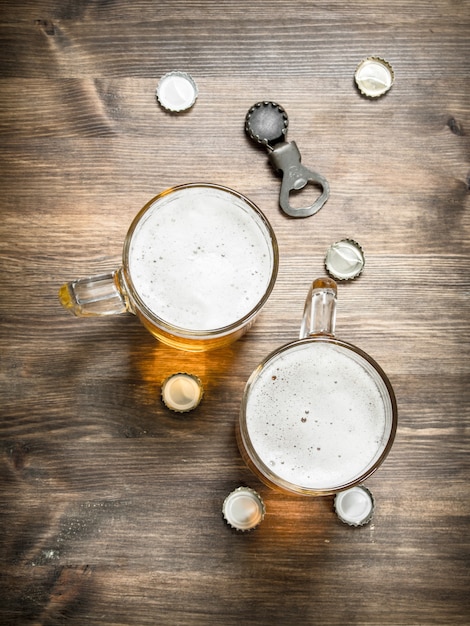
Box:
[325,239,365,280]
[156,71,198,112]
[222,487,265,531]
[354,57,394,98]
[161,373,203,413]
[334,485,375,527]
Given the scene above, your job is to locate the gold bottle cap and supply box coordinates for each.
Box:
[354,57,394,98]
[325,239,365,280]
[334,485,375,527]
[222,487,265,531]
[156,71,198,112]
[161,373,203,413]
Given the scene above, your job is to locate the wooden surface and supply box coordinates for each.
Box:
[1,1,469,624]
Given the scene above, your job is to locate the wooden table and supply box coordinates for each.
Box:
[1,1,469,624]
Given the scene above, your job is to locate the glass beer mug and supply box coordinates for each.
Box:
[237,277,397,496]
[59,183,279,352]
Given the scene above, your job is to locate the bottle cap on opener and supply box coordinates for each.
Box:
[334,485,375,527]
[354,57,394,98]
[156,71,198,112]
[222,487,265,531]
[325,239,365,280]
[161,373,203,413]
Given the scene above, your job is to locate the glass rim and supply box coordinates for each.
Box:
[121,182,279,339]
[239,335,398,496]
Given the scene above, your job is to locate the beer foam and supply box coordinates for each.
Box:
[128,187,274,331]
[244,341,392,490]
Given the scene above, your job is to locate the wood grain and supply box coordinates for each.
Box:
[1,1,469,624]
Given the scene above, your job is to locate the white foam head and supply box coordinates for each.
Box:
[243,340,394,492]
[127,186,275,331]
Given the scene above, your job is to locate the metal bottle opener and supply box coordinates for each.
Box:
[245,101,330,218]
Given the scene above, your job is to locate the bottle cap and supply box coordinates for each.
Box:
[354,57,394,98]
[156,71,198,112]
[325,239,365,280]
[161,373,203,413]
[334,485,375,527]
[245,101,289,148]
[222,487,265,531]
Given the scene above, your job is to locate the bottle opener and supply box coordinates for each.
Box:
[245,101,330,218]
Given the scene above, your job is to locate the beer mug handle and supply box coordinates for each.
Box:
[299,277,337,339]
[58,270,130,317]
